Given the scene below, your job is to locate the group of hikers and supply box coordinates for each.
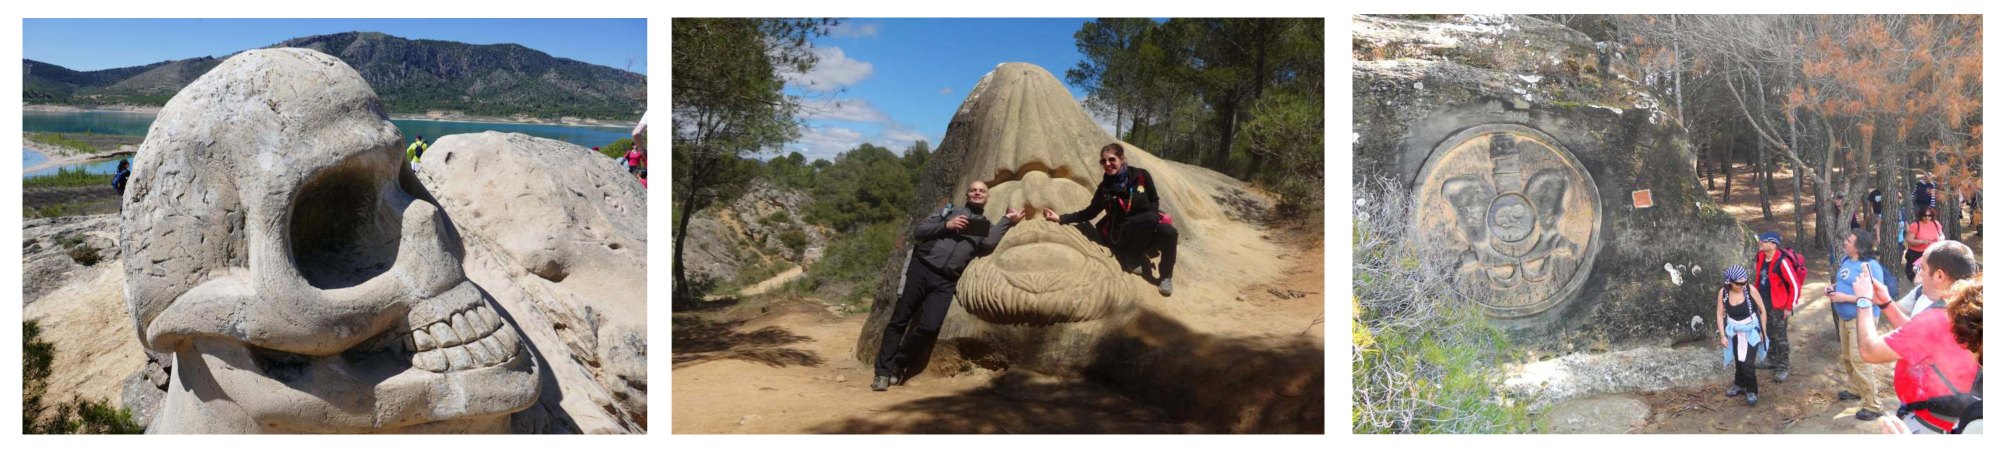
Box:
[871,143,1182,391]
[1718,181,1983,434]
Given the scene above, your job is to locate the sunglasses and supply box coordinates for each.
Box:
[1099,158,1120,164]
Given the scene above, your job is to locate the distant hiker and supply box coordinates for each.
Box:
[1825,229,1890,421]
[1914,176,1938,212]
[113,159,131,195]
[873,181,1023,392]
[1752,232,1803,382]
[1849,240,1980,433]
[1869,188,1885,219]
[406,135,429,164]
[1717,265,1769,406]
[1904,206,1944,282]
[1043,143,1181,296]
[626,147,644,174]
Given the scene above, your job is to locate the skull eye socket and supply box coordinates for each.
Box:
[290,163,402,289]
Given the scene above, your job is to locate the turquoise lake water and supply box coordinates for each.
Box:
[23,110,632,178]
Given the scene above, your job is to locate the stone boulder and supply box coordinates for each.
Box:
[1353,15,1750,350]
[853,63,1322,433]
[417,131,648,433]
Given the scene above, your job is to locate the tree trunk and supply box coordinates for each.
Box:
[1758,143,1774,221]
[1209,101,1238,172]
[673,190,703,312]
[1721,146,1735,204]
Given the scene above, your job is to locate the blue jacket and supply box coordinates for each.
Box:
[1832,257,1890,320]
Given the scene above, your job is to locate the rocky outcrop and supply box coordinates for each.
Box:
[418,131,648,433]
[117,48,641,434]
[1353,15,1750,350]
[680,179,830,286]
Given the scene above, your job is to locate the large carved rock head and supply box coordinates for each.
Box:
[858,63,1270,374]
[121,48,538,433]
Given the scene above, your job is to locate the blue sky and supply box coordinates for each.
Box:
[23,18,647,74]
[780,18,1115,162]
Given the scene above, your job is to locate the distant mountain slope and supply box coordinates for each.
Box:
[24,31,645,120]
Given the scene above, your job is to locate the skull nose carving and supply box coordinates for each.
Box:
[291,161,402,290]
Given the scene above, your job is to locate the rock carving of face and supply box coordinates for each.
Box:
[121,48,537,433]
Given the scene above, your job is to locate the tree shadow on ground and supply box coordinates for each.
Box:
[805,374,1194,434]
[671,316,823,368]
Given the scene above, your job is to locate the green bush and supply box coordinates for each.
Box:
[809,221,900,306]
[1351,174,1536,434]
[778,228,810,255]
[601,138,634,159]
[24,166,116,189]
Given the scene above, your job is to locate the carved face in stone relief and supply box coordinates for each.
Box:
[121,49,537,433]
[1414,124,1600,319]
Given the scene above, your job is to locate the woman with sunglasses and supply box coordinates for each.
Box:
[1717,265,1770,406]
[1903,206,1944,282]
[1043,142,1181,296]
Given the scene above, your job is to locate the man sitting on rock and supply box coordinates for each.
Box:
[873,181,1022,391]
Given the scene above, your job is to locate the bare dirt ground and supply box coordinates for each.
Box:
[1626,163,1980,434]
[22,215,143,411]
[671,222,1324,434]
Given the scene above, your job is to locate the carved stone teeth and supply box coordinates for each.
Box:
[451,313,477,343]
[415,349,445,372]
[431,322,461,347]
[466,333,498,365]
[478,305,502,330]
[493,323,521,356]
[413,329,436,352]
[464,305,490,332]
[443,346,473,371]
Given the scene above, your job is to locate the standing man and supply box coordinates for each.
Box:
[1849,240,1980,433]
[1751,232,1802,382]
[1825,230,1890,421]
[406,135,428,163]
[873,181,1022,391]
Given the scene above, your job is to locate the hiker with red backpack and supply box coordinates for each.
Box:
[1752,232,1805,383]
[1044,142,1180,296]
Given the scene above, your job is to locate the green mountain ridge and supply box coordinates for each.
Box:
[24,31,645,121]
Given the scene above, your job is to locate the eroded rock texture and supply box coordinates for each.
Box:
[1353,15,1750,349]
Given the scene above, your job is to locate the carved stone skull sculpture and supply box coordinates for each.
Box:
[120,48,539,433]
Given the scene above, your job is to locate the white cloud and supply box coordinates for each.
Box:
[798,98,889,123]
[827,22,880,38]
[781,46,874,93]
[790,125,936,162]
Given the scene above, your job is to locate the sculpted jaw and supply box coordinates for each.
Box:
[956,165,1135,325]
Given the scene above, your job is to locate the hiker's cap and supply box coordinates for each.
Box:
[1759,232,1781,245]
[1724,265,1749,283]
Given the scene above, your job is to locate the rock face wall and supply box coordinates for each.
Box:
[118,48,645,434]
[1353,15,1750,349]
[853,63,1321,433]
[419,132,649,433]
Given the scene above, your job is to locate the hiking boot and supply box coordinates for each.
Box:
[1746,393,1759,406]
[1774,370,1789,383]
[871,376,891,392]
[1839,390,1861,401]
[1726,386,1744,397]
[1856,409,1883,421]
[1159,277,1174,296]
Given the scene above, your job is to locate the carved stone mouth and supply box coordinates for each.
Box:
[958,220,1133,325]
[352,299,521,373]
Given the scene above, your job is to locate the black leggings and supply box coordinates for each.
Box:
[1115,211,1179,278]
[1733,334,1759,394]
[1904,248,1924,283]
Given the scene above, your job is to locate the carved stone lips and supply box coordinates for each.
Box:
[958,220,1132,324]
[357,300,521,373]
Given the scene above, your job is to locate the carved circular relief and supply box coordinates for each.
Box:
[1411,124,1602,318]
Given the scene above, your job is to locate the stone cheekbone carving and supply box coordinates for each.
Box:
[119,48,539,433]
[1414,124,1602,319]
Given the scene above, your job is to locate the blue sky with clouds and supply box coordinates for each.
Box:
[780,18,1115,162]
[24,18,647,74]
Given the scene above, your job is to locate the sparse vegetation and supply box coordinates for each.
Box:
[25,167,116,189]
[1352,174,1536,434]
[26,133,96,153]
[23,320,145,434]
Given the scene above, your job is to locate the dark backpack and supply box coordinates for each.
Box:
[1897,368,1981,433]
